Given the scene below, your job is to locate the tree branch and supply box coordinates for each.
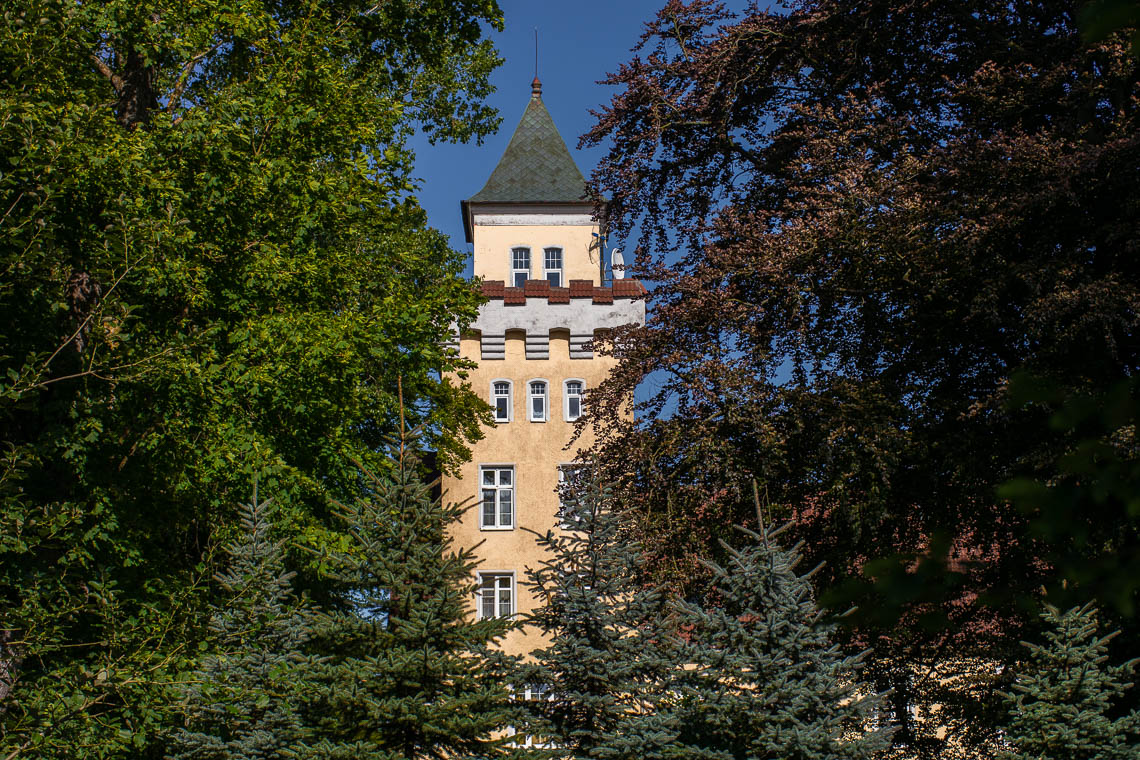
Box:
[89,53,122,92]
[166,40,224,115]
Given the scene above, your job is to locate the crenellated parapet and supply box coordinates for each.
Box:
[468,279,646,361]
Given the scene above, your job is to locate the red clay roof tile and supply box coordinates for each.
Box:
[478,279,644,304]
[611,279,647,298]
[569,279,594,298]
[523,279,550,297]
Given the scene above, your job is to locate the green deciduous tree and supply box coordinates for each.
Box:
[521,481,678,760]
[301,426,515,759]
[168,483,314,760]
[1001,602,1140,760]
[1,0,501,755]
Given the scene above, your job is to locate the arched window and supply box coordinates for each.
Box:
[491,380,512,423]
[563,379,585,421]
[511,247,530,287]
[528,380,548,422]
[543,247,563,287]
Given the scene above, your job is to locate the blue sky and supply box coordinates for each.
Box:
[409,0,667,267]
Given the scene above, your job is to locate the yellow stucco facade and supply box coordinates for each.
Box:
[445,82,645,658]
[445,329,618,657]
[469,213,603,285]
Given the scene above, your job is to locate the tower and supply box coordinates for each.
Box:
[444,79,645,657]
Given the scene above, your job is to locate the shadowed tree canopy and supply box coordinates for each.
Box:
[0,0,502,755]
[582,0,1139,754]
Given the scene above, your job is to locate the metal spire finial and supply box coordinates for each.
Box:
[532,28,542,97]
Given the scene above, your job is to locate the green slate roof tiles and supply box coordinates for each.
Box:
[468,94,589,204]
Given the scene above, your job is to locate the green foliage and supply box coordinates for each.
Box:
[0,0,502,755]
[1081,0,1140,54]
[169,483,314,759]
[670,523,890,760]
[521,481,678,760]
[1001,602,1140,759]
[1000,375,1140,616]
[300,430,515,759]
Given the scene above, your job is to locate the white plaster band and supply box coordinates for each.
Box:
[473,213,595,226]
[525,334,551,360]
[570,333,594,359]
[481,333,506,360]
[470,299,644,361]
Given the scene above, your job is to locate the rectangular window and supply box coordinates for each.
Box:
[478,573,514,619]
[506,684,555,748]
[524,683,550,701]
[544,247,563,288]
[492,381,512,423]
[480,466,514,529]
[563,380,584,421]
[512,247,530,288]
[529,380,547,422]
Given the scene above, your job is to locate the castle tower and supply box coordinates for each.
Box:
[444,79,645,657]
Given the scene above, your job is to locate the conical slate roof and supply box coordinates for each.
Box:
[467,81,588,204]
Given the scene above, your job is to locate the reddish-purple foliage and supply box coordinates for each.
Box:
[580,1,1139,751]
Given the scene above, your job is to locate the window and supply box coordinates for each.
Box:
[523,683,550,701]
[480,466,514,529]
[563,379,584,421]
[543,247,563,287]
[511,247,530,287]
[507,685,555,748]
[557,464,589,529]
[491,380,512,423]
[528,380,547,422]
[477,572,514,619]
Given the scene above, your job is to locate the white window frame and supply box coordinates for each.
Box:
[563,378,585,421]
[479,465,515,530]
[511,247,530,288]
[528,379,548,423]
[490,379,513,423]
[543,247,563,288]
[476,571,515,619]
[506,684,556,748]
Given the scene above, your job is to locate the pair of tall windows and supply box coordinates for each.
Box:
[491,379,584,424]
[510,247,563,288]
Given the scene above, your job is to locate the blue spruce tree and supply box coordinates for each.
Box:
[1001,602,1140,759]
[521,480,678,759]
[300,423,516,759]
[670,523,890,760]
[169,482,313,759]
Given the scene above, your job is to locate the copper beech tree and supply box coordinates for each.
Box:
[582,1,1139,754]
